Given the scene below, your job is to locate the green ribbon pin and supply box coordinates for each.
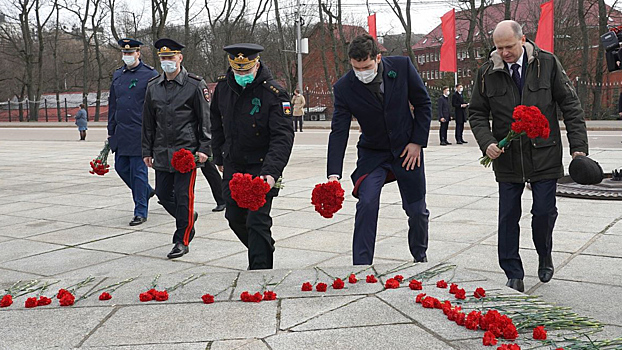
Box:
[129,79,138,89]
[250,98,261,115]
[388,70,397,78]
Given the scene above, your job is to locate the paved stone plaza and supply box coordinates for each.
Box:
[1,126,621,349]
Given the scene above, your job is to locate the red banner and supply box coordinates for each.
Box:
[368,14,377,40]
[440,9,456,72]
[535,0,554,53]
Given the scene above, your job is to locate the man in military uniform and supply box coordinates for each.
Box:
[211,43,294,270]
[142,38,211,259]
[108,38,159,226]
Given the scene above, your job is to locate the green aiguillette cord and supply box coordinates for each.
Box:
[250,98,261,115]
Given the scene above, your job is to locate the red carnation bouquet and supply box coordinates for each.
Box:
[311,181,345,218]
[171,148,200,173]
[89,140,111,175]
[229,173,271,211]
[480,105,550,167]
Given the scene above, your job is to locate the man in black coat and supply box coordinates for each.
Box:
[210,43,294,270]
[327,34,432,265]
[438,86,451,145]
[452,84,469,144]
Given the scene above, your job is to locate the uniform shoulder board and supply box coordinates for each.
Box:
[188,73,203,81]
[216,74,227,82]
[143,63,155,70]
[148,74,161,82]
[261,79,283,96]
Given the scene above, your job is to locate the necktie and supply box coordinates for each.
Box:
[511,63,522,93]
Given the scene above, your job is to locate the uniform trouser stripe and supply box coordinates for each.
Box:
[183,169,197,245]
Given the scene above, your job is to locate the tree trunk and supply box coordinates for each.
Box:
[273,0,292,92]
[91,0,103,121]
[577,0,589,108]
[81,0,91,112]
[54,2,62,121]
[318,0,333,99]
[591,0,607,119]
[504,0,511,19]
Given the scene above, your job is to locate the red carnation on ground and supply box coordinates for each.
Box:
[455,288,466,300]
[480,105,550,167]
[99,292,112,301]
[497,345,521,350]
[474,287,486,299]
[311,181,345,218]
[533,325,547,340]
[139,292,153,302]
[409,279,422,290]
[263,291,277,301]
[466,311,482,330]
[229,173,271,211]
[25,297,38,308]
[171,148,198,173]
[436,280,448,288]
[56,289,70,299]
[385,278,400,289]
[250,292,263,302]
[332,278,345,290]
[422,296,438,309]
[37,296,52,306]
[59,293,75,306]
[503,323,518,340]
[301,282,313,291]
[415,293,426,303]
[366,275,378,283]
[348,274,357,284]
[316,283,328,292]
[483,331,498,346]
[240,291,251,302]
[0,295,12,308]
[202,294,215,304]
[393,275,404,283]
[155,290,168,302]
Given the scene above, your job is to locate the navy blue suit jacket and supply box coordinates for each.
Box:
[327,56,432,203]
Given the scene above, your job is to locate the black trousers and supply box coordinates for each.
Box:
[222,160,277,270]
[498,179,557,279]
[439,121,449,143]
[200,161,225,205]
[455,121,465,142]
[293,116,303,131]
[155,169,198,246]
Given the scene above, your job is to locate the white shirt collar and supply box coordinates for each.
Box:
[506,47,525,75]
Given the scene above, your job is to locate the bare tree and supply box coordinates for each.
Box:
[107,0,119,41]
[273,0,293,92]
[591,0,608,118]
[385,0,415,63]
[33,0,55,120]
[90,0,106,121]
[151,0,169,64]
[62,0,93,109]
[317,0,333,98]
[320,1,347,77]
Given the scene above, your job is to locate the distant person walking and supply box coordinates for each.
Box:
[75,104,88,141]
[292,89,305,132]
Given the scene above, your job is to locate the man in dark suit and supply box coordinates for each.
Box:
[452,84,469,144]
[327,34,432,265]
[438,86,451,145]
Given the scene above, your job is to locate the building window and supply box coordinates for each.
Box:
[425,53,429,63]
[458,68,462,77]
[435,70,439,79]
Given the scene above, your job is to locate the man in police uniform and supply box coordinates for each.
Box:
[108,38,159,226]
[142,38,211,259]
[211,43,294,270]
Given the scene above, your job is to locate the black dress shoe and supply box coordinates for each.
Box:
[212,204,226,212]
[167,243,189,259]
[456,141,464,144]
[446,142,452,145]
[194,211,198,222]
[414,256,428,263]
[461,140,468,144]
[129,216,147,226]
[538,254,554,283]
[506,278,525,292]
[440,142,448,146]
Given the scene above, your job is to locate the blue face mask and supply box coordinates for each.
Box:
[234,72,255,87]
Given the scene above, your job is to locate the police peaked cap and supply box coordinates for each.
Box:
[118,38,143,52]
[154,38,185,56]
[224,43,264,71]
[569,155,604,185]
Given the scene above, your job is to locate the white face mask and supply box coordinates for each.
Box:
[459,88,463,93]
[354,67,377,84]
[160,60,177,74]
[444,92,449,97]
[122,56,136,66]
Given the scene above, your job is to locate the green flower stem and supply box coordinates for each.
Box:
[403,263,456,282]
[260,270,292,292]
[166,273,206,293]
[150,274,161,290]
[77,276,138,302]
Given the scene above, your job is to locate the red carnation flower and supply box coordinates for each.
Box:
[147,289,157,298]
[474,287,486,299]
[240,291,251,302]
[229,173,271,211]
[263,291,277,301]
[385,278,400,289]
[311,181,345,218]
[155,290,168,302]
[316,283,328,292]
[348,274,357,284]
[171,148,197,173]
[301,282,313,291]
[533,325,547,340]
[202,294,215,304]
[332,278,345,290]
[99,292,112,301]
[394,275,404,283]
[56,289,70,299]
[25,297,38,308]
[455,288,466,300]
[503,323,518,340]
[436,280,448,288]
[422,296,437,309]
[466,311,482,330]
[139,292,153,302]
[0,295,12,308]
[37,296,52,306]
[366,275,378,283]
[483,331,498,346]
[449,283,459,294]
[497,345,521,350]
[441,300,452,314]
[415,293,426,303]
[59,293,75,306]
[409,279,422,290]
[455,312,466,326]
